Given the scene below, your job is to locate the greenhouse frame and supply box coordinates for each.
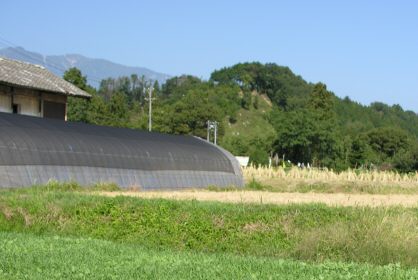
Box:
[0,112,243,189]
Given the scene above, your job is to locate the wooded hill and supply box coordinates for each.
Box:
[64,62,418,172]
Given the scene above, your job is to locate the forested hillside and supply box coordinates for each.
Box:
[64,62,418,172]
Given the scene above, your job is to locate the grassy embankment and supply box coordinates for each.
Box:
[222,92,275,143]
[0,184,417,268]
[242,166,418,194]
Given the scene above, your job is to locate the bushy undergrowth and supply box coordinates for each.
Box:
[1,232,416,280]
[0,187,417,267]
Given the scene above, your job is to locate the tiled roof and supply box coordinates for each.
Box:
[0,57,91,98]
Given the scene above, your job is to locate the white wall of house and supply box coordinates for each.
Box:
[0,93,12,113]
[0,84,67,119]
[13,93,42,117]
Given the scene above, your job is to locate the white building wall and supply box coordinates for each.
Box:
[0,93,12,113]
[235,156,250,167]
[13,94,41,117]
[0,84,67,119]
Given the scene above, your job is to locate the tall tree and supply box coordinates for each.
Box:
[307,83,339,167]
[308,83,334,117]
[108,92,129,127]
[63,67,95,122]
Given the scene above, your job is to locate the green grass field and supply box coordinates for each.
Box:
[1,232,417,280]
[1,185,417,278]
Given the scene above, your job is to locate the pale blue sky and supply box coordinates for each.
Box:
[1,0,417,112]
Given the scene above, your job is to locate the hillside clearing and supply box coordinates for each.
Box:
[99,190,418,207]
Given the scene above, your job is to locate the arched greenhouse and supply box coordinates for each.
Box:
[0,112,243,189]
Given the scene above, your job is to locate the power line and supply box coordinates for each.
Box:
[0,36,103,83]
[0,38,67,74]
[0,35,103,84]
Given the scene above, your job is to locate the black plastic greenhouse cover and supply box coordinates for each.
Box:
[0,112,243,189]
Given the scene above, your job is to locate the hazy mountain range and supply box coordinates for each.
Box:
[0,47,171,87]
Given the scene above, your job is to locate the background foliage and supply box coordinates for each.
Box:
[64,62,418,171]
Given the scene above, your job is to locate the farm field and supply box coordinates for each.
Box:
[100,167,418,208]
[1,231,417,280]
[242,166,418,194]
[101,190,418,207]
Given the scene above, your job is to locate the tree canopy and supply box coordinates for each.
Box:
[64,63,418,172]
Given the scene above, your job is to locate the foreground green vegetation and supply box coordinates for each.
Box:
[1,186,417,268]
[1,232,417,280]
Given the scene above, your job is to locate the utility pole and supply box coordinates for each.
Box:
[207,120,218,145]
[148,86,152,132]
[214,122,217,145]
[207,120,210,142]
[145,83,154,132]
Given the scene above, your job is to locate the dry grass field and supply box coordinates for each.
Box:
[100,191,418,207]
[95,166,418,207]
[242,166,418,194]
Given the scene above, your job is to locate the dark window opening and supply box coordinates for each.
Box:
[12,104,19,114]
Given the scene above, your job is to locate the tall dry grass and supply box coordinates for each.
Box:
[291,210,418,266]
[243,166,418,194]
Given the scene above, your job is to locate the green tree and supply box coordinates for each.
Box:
[153,80,161,96]
[367,127,410,162]
[270,109,315,164]
[349,136,371,167]
[307,83,340,167]
[86,96,111,126]
[248,136,272,166]
[108,92,129,127]
[270,84,340,168]
[308,83,334,118]
[63,68,88,89]
[393,143,418,172]
[63,67,95,123]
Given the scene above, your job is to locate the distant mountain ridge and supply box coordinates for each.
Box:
[0,47,171,87]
